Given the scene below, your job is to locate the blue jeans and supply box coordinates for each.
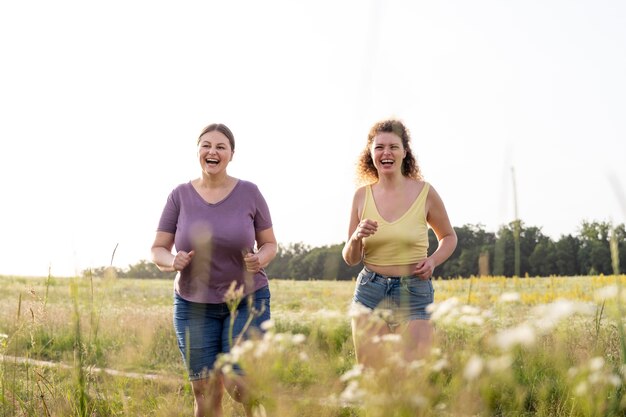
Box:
[352,267,434,326]
[173,285,271,380]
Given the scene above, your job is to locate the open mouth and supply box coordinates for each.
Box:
[381,159,394,166]
[206,158,220,166]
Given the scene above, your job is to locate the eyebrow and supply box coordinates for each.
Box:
[200,139,228,146]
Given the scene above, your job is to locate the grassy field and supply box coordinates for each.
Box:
[1,274,625,416]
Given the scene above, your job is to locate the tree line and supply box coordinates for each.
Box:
[84,220,624,280]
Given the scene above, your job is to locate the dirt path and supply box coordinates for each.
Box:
[0,354,181,383]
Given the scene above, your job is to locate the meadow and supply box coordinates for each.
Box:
[1,274,625,416]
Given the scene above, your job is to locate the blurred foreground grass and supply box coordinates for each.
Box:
[1,274,625,416]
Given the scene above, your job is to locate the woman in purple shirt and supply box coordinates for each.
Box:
[151,123,277,417]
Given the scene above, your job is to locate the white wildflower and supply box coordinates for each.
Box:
[291,333,306,344]
[589,357,605,371]
[429,297,460,321]
[298,351,309,361]
[260,320,274,331]
[533,300,594,333]
[229,343,245,362]
[381,334,401,343]
[408,359,426,370]
[493,323,536,350]
[313,309,343,319]
[460,305,481,315]
[388,353,406,368]
[432,358,449,372]
[459,315,485,326]
[595,285,618,301]
[340,380,365,404]
[589,372,602,384]
[254,340,271,358]
[411,394,427,407]
[499,292,521,303]
[487,354,513,372]
[574,382,588,396]
[348,303,371,318]
[340,364,364,382]
[464,355,484,381]
[608,374,622,387]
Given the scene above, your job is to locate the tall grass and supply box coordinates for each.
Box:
[1,274,625,416]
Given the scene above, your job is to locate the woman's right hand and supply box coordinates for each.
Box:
[172,250,195,271]
[352,219,378,241]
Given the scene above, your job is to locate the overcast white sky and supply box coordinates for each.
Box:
[1,0,625,277]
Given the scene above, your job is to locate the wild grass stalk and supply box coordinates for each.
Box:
[70,280,89,417]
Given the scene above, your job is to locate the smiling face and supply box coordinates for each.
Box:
[370,132,407,175]
[197,130,233,175]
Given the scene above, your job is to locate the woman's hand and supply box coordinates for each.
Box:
[172,250,195,271]
[414,257,436,280]
[243,252,262,273]
[352,219,378,241]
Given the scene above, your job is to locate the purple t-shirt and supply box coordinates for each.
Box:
[157,180,273,303]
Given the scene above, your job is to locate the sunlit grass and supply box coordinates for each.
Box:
[1,274,625,416]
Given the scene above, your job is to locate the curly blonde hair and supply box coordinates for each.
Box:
[355,119,422,185]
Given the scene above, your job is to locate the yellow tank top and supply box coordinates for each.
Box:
[362,182,430,266]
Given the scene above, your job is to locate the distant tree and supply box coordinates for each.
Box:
[265,242,311,279]
[434,224,495,278]
[578,221,612,275]
[126,260,174,279]
[492,222,550,277]
[529,238,557,276]
[554,234,580,276]
[493,225,514,276]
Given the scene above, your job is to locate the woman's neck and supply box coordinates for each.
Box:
[198,172,233,189]
[376,172,407,189]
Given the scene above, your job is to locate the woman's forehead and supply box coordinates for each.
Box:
[199,130,230,143]
[372,131,402,144]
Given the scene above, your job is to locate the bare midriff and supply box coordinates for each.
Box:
[364,261,425,278]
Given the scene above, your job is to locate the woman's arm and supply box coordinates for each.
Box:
[151,231,176,272]
[244,227,277,273]
[342,187,376,266]
[151,231,195,272]
[414,185,457,278]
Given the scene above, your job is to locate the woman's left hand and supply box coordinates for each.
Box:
[414,258,436,279]
[243,252,261,273]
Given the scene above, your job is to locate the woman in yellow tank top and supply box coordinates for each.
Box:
[342,119,457,368]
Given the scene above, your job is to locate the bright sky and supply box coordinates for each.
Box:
[1,0,625,277]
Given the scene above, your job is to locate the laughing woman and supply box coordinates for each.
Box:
[151,123,276,417]
[342,119,457,368]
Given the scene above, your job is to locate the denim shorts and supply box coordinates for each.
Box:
[173,285,271,380]
[352,267,434,325]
